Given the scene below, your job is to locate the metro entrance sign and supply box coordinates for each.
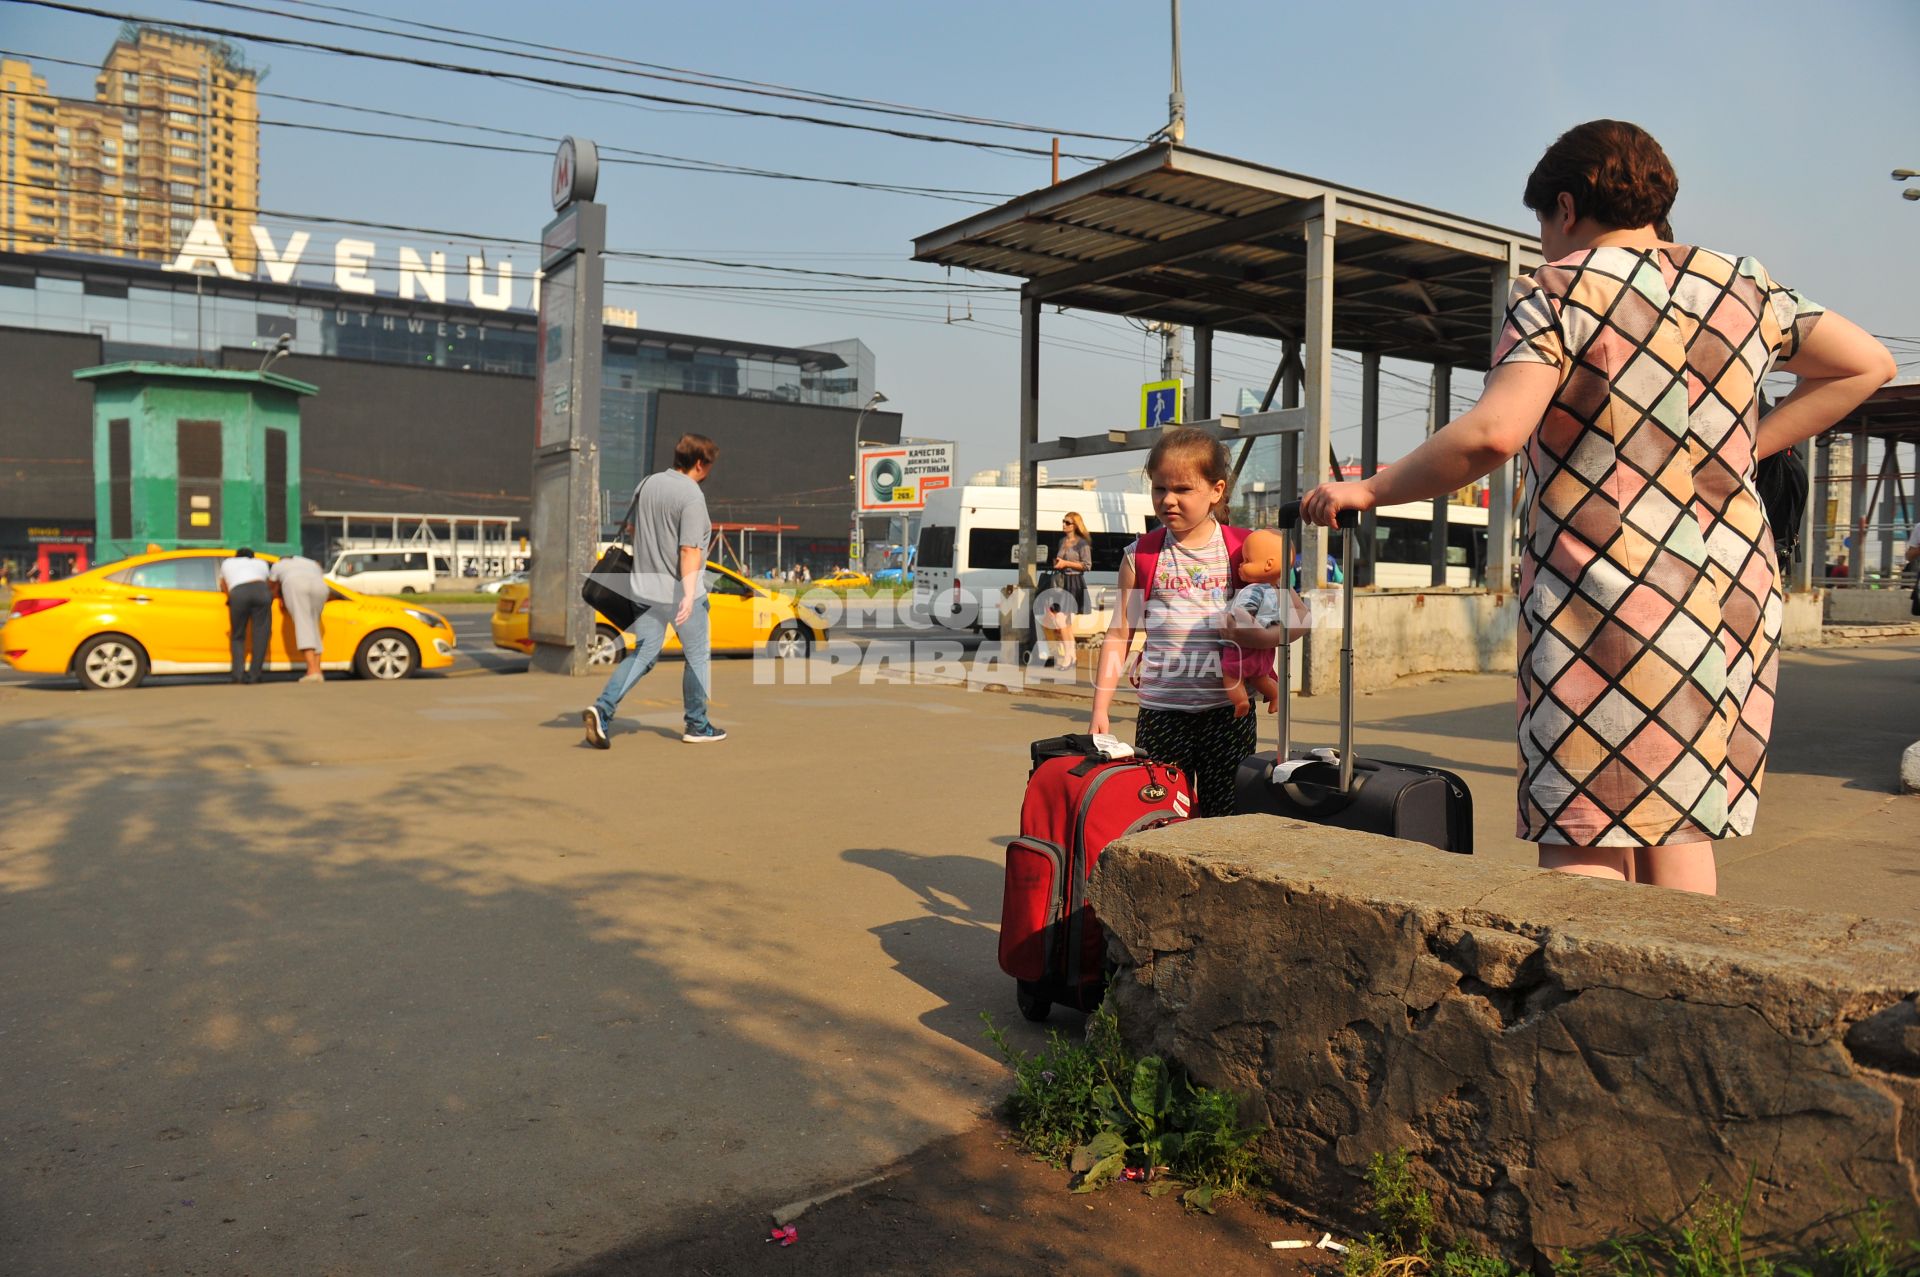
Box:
[527,136,606,676]
[857,441,954,513]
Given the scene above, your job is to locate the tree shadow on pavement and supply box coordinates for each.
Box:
[0,712,1007,1276]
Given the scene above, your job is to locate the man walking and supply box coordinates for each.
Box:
[584,433,727,748]
[218,546,273,683]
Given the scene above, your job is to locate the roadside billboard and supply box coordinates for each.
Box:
[857,441,954,513]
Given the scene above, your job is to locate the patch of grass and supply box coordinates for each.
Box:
[1343,1151,1920,1277]
[982,1004,1262,1212]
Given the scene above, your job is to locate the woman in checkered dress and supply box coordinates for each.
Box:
[1302,120,1895,893]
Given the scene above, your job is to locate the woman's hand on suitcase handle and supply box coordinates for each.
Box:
[1299,481,1373,529]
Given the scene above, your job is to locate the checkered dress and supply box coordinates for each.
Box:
[1493,246,1823,846]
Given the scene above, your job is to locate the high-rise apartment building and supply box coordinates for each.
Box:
[0,26,259,269]
[0,58,62,253]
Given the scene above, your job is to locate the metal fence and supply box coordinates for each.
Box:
[1809,431,1917,590]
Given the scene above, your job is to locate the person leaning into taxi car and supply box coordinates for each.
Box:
[218,547,272,684]
[269,552,331,684]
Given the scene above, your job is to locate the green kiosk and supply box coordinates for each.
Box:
[73,362,316,564]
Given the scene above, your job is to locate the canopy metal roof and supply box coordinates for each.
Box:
[913,144,1543,370]
[1836,380,1920,442]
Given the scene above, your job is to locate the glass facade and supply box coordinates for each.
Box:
[801,337,876,408]
[0,252,867,504]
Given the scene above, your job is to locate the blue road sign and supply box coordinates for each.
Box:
[1140,379,1182,429]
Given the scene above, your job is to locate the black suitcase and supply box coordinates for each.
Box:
[1232,502,1473,854]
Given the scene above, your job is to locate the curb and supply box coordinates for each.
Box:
[1821,623,1920,644]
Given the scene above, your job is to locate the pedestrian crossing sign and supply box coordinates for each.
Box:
[1140,380,1182,429]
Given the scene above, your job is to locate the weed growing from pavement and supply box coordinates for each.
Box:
[1343,1150,1919,1277]
[981,1004,1261,1212]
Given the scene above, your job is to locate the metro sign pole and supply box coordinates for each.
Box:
[528,136,607,675]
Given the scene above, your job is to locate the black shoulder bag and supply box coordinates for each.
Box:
[582,478,648,632]
[1756,448,1809,570]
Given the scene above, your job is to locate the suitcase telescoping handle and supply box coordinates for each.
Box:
[1272,501,1358,795]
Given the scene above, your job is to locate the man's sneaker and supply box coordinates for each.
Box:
[583,706,610,750]
[681,722,728,744]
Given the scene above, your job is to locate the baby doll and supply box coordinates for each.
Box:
[1221,527,1288,718]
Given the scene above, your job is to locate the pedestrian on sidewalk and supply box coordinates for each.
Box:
[583,433,727,748]
[219,547,273,684]
[270,552,331,683]
[1301,119,1896,894]
[1041,511,1092,669]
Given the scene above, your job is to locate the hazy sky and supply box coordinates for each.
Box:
[8,0,1917,486]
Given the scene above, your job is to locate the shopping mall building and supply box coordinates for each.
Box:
[0,246,897,578]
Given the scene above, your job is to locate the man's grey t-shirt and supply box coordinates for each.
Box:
[268,555,326,587]
[626,469,712,605]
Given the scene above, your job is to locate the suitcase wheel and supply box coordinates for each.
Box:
[1015,981,1053,1023]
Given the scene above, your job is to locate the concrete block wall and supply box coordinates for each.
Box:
[1826,589,1916,626]
[1088,820,1920,1262]
[1304,588,1519,694]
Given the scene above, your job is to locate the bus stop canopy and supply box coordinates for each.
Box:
[909,143,1542,621]
[1836,380,1920,442]
[913,144,1541,370]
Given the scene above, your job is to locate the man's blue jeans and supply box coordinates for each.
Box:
[591,596,712,731]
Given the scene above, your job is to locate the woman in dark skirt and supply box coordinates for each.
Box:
[1043,511,1092,668]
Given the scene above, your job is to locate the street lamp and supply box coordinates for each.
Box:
[1894,168,1919,201]
[257,332,292,373]
[850,391,889,568]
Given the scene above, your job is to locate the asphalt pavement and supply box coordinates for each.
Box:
[0,626,1913,1274]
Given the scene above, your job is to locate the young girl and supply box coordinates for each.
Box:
[1091,428,1298,818]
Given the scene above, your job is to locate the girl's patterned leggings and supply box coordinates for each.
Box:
[1135,704,1258,818]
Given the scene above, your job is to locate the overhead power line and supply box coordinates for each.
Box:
[0,177,1014,290]
[190,0,1139,144]
[7,0,1115,162]
[0,79,1010,205]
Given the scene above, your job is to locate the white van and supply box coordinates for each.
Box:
[913,485,1157,638]
[1367,501,1489,588]
[327,547,449,595]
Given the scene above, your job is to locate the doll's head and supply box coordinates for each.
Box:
[1238,528,1286,584]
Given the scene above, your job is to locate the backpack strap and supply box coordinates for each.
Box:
[1129,526,1169,604]
[1221,523,1250,591]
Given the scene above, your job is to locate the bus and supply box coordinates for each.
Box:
[1366,501,1489,588]
[912,486,1157,638]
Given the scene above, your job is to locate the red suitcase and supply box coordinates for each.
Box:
[1000,734,1193,1021]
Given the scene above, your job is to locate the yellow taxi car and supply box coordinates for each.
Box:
[492,560,829,665]
[813,567,872,591]
[1,548,456,689]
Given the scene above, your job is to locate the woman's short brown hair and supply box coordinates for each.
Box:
[1523,120,1678,232]
[673,433,719,470]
